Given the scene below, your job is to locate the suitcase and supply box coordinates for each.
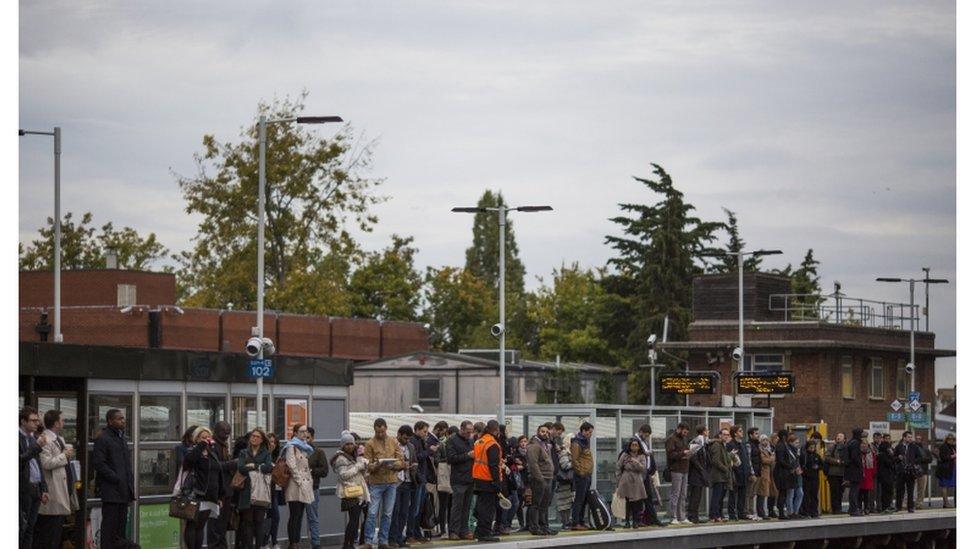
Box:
[586,489,613,531]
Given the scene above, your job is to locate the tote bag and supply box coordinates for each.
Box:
[250,471,272,507]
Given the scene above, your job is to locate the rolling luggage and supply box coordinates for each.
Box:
[586,488,613,531]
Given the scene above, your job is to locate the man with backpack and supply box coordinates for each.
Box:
[569,423,595,530]
[686,425,711,523]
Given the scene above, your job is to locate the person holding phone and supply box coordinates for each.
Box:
[362,418,406,549]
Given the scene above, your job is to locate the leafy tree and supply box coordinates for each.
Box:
[422,266,494,351]
[534,367,583,404]
[773,248,823,320]
[709,208,762,273]
[463,190,527,296]
[174,91,385,312]
[604,163,723,403]
[19,211,169,271]
[349,235,423,321]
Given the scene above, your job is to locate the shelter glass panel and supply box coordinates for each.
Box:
[139,395,181,442]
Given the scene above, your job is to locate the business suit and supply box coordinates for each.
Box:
[93,426,135,549]
[19,429,47,549]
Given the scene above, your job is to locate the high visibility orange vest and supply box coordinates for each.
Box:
[472,434,501,482]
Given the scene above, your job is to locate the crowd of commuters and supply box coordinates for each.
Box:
[18,406,958,549]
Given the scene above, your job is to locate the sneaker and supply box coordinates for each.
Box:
[680,519,693,525]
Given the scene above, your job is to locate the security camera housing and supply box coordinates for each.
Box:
[732,347,744,362]
[905,362,915,374]
[647,334,657,348]
[491,323,505,338]
[245,336,263,357]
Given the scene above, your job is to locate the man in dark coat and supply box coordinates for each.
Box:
[824,433,847,514]
[725,426,751,521]
[446,421,475,541]
[746,427,763,519]
[686,425,711,523]
[895,431,921,512]
[877,435,897,512]
[19,406,48,549]
[407,421,435,543]
[845,428,866,516]
[92,408,135,549]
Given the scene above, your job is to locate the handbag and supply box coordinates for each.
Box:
[231,471,247,490]
[169,470,198,520]
[340,483,365,500]
[250,471,272,506]
[610,491,627,520]
[271,452,291,488]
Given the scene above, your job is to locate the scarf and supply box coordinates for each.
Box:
[284,436,314,455]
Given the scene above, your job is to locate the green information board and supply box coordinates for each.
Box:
[139,503,180,549]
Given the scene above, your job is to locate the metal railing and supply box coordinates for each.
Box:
[769,293,919,330]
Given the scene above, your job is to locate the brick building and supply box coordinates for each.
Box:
[660,273,955,437]
[18,268,429,547]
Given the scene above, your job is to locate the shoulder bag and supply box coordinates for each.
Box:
[169,470,199,520]
[271,450,292,488]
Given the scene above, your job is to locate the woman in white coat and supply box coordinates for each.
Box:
[283,424,315,549]
[332,431,369,549]
[36,410,79,549]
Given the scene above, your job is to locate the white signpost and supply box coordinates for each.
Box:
[890,399,903,412]
[869,421,890,435]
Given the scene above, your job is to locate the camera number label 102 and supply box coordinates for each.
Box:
[248,359,274,379]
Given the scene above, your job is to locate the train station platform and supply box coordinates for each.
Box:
[431,509,956,549]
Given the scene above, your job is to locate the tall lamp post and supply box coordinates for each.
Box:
[701,249,782,375]
[255,114,343,427]
[452,203,553,424]
[876,276,949,393]
[19,127,63,343]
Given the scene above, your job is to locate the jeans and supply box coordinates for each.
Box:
[365,482,398,545]
[791,476,804,515]
[708,485,727,520]
[669,472,688,521]
[570,474,590,526]
[449,483,473,537]
[391,482,414,544]
[305,488,321,546]
[500,489,521,528]
[408,482,427,539]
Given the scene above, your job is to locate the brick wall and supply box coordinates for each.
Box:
[381,321,430,357]
[160,308,220,351]
[331,318,382,360]
[277,314,331,357]
[20,270,177,308]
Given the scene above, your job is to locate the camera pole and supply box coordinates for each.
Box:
[257,114,267,428]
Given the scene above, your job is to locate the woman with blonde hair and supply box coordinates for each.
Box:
[181,426,225,549]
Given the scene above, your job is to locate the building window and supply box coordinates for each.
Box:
[841,356,854,398]
[231,396,269,437]
[896,360,909,400]
[117,284,137,307]
[273,397,305,437]
[418,379,441,409]
[139,395,182,441]
[186,395,225,431]
[88,394,134,441]
[869,358,884,399]
[747,354,784,373]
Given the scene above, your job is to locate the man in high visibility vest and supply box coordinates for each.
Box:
[472,420,503,542]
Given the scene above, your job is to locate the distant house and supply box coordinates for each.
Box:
[349,350,628,414]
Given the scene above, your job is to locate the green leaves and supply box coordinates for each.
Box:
[19,211,169,271]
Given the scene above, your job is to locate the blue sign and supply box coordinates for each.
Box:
[248,359,274,379]
[909,391,921,403]
[907,411,931,428]
[886,412,905,422]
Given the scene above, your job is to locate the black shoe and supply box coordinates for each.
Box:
[529,530,546,536]
[478,537,500,543]
[544,529,558,536]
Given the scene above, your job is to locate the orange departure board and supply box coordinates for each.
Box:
[659,374,716,395]
[735,373,795,394]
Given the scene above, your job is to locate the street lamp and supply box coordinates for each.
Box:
[875,276,949,393]
[701,249,782,374]
[19,127,63,343]
[255,114,343,427]
[451,203,553,424]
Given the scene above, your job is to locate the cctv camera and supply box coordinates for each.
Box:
[491,323,505,338]
[245,336,263,357]
[647,334,657,348]
[732,347,744,362]
[410,404,425,413]
[905,362,915,374]
[261,337,276,357]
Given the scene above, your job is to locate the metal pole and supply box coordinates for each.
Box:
[256,115,266,427]
[909,279,915,394]
[923,267,930,332]
[498,206,506,425]
[53,127,62,342]
[738,251,744,371]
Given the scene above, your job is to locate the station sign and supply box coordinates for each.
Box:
[886,412,905,422]
[247,359,274,379]
[907,411,931,429]
[659,373,716,395]
[735,372,795,394]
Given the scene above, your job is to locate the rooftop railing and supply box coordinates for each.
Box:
[768,293,920,330]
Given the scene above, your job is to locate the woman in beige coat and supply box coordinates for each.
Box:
[36,410,79,549]
[616,439,648,528]
[332,432,369,549]
[283,424,315,549]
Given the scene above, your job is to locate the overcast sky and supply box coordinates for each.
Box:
[19,1,956,388]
